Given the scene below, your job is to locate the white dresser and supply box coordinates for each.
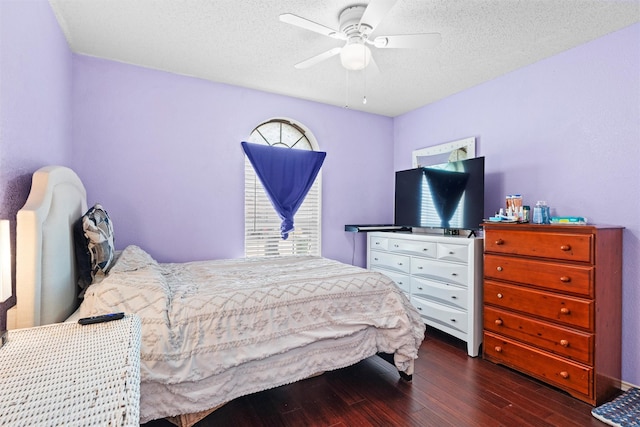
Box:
[367,231,484,357]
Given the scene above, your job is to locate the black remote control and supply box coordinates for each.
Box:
[78,312,125,325]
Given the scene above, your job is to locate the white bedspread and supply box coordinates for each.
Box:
[79,246,425,422]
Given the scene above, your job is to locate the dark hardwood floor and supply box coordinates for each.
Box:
[143,327,608,426]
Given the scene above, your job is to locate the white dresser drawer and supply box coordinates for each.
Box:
[372,268,411,294]
[369,250,410,274]
[411,277,468,310]
[437,242,469,263]
[370,236,388,250]
[411,257,468,286]
[411,296,468,334]
[387,238,436,258]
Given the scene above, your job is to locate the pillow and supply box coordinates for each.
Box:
[74,204,115,292]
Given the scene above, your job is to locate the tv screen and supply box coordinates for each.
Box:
[394,156,485,231]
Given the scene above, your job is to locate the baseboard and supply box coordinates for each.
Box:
[622,380,639,391]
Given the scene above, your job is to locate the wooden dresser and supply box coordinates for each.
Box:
[482,223,622,405]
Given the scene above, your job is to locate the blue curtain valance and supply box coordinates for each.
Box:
[242,141,326,240]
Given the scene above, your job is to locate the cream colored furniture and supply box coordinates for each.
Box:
[0,315,141,426]
[367,231,484,356]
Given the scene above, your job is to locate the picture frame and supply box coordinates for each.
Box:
[412,137,476,167]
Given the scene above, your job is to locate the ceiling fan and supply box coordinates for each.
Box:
[279,0,441,72]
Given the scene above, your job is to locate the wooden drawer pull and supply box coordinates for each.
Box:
[497,293,503,299]
[496,266,503,272]
[495,239,504,245]
[559,276,571,283]
[494,346,502,353]
[560,339,569,347]
[560,245,571,251]
[495,319,503,326]
[560,371,569,379]
[560,307,571,315]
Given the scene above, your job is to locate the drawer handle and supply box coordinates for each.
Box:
[495,319,503,326]
[559,276,571,283]
[560,307,571,315]
[394,244,399,248]
[496,266,503,272]
[398,282,404,285]
[497,293,503,299]
[398,262,403,266]
[560,245,571,251]
[451,273,458,277]
[560,371,569,379]
[417,266,423,270]
[495,239,504,245]
[375,242,380,245]
[449,251,455,255]
[451,296,457,300]
[417,287,423,291]
[417,307,423,311]
[450,318,457,323]
[422,248,429,252]
[494,346,502,353]
[560,339,569,347]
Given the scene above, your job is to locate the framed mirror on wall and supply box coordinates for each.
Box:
[412,137,476,167]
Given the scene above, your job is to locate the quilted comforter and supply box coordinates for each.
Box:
[78,245,425,422]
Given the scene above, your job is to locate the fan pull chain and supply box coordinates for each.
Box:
[363,48,367,104]
[344,70,350,109]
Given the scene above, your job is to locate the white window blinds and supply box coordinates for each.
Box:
[244,120,321,258]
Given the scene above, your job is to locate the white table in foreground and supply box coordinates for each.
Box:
[0,315,141,426]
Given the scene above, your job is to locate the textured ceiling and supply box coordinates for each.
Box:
[49,0,640,117]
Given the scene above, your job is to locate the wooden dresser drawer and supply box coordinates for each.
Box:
[411,277,468,310]
[370,251,410,274]
[483,332,593,399]
[411,258,468,286]
[484,306,593,364]
[484,254,594,298]
[484,281,593,330]
[388,238,437,258]
[484,229,593,263]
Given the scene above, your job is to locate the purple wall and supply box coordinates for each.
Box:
[394,23,640,387]
[71,55,394,265]
[0,0,73,329]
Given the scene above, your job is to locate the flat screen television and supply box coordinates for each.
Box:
[394,156,485,231]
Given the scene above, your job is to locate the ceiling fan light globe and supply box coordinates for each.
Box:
[340,43,371,70]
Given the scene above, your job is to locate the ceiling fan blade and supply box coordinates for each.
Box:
[373,33,442,49]
[294,47,342,69]
[359,0,398,31]
[279,13,344,39]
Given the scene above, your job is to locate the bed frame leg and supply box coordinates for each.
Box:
[376,352,412,381]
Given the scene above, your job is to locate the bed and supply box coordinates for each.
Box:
[7,165,426,426]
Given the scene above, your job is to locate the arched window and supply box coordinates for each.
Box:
[244,119,321,257]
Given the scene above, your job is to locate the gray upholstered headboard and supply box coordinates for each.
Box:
[7,166,87,329]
